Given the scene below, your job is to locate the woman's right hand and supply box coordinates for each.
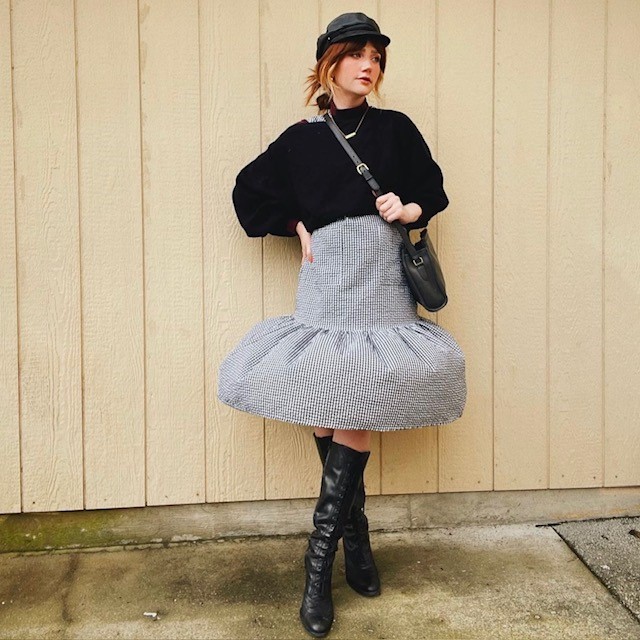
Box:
[296,221,313,264]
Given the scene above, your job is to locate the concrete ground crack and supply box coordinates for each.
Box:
[60,553,80,634]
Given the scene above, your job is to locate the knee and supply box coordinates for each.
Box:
[332,429,371,452]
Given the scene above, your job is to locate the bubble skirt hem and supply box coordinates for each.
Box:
[217,215,467,431]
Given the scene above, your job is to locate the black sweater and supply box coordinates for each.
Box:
[232,99,449,237]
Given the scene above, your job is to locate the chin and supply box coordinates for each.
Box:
[352,86,373,97]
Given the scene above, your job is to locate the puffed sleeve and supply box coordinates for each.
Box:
[396,113,449,231]
[232,133,300,238]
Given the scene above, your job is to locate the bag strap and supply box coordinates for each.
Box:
[324,113,422,261]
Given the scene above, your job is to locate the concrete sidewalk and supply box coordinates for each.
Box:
[0,524,638,640]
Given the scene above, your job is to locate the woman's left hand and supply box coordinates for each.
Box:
[375,192,422,225]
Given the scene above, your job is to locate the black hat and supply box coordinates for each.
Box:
[316,12,390,61]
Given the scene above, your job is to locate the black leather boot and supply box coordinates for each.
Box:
[313,435,381,598]
[300,442,370,637]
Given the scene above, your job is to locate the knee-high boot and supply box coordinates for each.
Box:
[300,442,370,637]
[313,435,381,597]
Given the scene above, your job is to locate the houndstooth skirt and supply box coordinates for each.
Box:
[217,214,467,431]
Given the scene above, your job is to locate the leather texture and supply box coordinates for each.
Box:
[343,503,381,596]
[400,229,448,312]
[300,442,371,637]
[316,12,390,60]
[313,435,381,597]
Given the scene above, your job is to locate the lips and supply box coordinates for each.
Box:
[357,77,371,84]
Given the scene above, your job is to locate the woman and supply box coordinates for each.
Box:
[218,12,467,638]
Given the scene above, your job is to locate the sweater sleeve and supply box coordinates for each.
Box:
[232,133,300,238]
[396,113,449,231]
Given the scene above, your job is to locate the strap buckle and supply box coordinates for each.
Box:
[412,256,424,267]
[356,162,369,175]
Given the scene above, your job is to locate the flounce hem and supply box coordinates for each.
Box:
[216,392,465,431]
[217,314,467,431]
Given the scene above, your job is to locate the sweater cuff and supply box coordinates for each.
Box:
[402,194,449,230]
[285,218,300,235]
[403,210,433,231]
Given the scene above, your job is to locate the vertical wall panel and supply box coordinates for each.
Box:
[321,0,377,24]
[0,0,21,513]
[494,0,549,490]
[262,0,324,501]
[12,0,83,511]
[379,0,439,495]
[77,0,145,509]
[203,0,265,502]
[604,0,640,487]
[437,0,494,493]
[548,0,605,488]
[140,0,205,505]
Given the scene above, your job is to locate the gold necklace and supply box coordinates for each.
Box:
[328,105,370,139]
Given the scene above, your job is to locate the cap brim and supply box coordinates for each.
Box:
[331,31,390,48]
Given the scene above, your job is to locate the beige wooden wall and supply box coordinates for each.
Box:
[1,0,639,514]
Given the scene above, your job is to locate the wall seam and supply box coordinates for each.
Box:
[546,0,552,490]
[72,0,87,509]
[135,0,149,506]
[491,0,496,492]
[601,0,608,487]
[9,0,24,514]
[197,0,207,503]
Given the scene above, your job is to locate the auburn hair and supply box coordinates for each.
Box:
[304,36,387,112]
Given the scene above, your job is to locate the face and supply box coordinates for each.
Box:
[332,41,382,102]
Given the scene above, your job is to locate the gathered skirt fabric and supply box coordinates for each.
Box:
[217,214,467,431]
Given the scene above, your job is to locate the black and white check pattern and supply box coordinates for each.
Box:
[217,214,467,430]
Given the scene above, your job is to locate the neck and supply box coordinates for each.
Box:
[330,92,367,111]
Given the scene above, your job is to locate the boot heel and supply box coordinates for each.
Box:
[346,573,381,597]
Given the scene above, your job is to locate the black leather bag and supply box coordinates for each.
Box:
[393,221,447,311]
[324,113,448,312]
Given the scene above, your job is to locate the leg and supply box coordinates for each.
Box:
[311,428,381,599]
[300,441,370,637]
[314,426,334,438]
[332,428,371,453]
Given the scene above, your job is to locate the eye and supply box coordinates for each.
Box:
[372,56,381,63]
[351,52,361,58]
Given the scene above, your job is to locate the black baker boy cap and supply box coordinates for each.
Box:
[316,12,391,61]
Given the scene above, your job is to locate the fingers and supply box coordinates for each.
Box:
[380,204,402,222]
[296,220,312,263]
[376,193,399,214]
[375,191,397,207]
[300,237,313,264]
[376,192,405,223]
